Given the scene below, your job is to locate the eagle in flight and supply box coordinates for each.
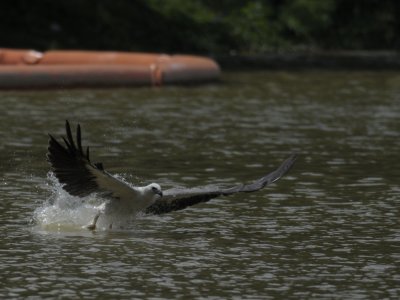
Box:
[47,121,296,230]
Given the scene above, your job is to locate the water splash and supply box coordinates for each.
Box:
[32,172,140,232]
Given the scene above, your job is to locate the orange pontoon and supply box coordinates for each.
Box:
[0,49,220,88]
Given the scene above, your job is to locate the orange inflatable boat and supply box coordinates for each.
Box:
[0,49,220,88]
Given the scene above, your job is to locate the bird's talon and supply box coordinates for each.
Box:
[87,223,96,230]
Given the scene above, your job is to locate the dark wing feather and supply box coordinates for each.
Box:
[47,120,138,200]
[145,153,297,215]
[47,121,99,197]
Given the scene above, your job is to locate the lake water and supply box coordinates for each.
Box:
[1,71,399,299]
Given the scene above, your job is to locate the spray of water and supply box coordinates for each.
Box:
[33,172,140,232]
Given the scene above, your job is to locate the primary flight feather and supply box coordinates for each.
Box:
[47,121,296,229]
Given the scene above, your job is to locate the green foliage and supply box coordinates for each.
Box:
[0,0,399,53]
[224,2,277,52]
[279,0,335,42]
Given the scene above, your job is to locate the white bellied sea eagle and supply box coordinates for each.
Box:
[47,121,296,230]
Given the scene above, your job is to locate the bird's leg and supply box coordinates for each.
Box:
[87,213,101,231]
[86,202,106,231]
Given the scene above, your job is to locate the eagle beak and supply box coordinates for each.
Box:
[157,191,163,197]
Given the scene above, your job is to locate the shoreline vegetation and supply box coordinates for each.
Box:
[216,51,400,70]
[1,1,400,70]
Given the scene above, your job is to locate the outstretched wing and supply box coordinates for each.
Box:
[47,120,140,201]
[145,153,297,215]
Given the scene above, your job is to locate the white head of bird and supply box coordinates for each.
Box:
[143,183,163,199]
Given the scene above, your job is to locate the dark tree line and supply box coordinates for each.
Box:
[1,0,399,54]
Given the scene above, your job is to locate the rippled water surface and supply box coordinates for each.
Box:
[1,71,400,299]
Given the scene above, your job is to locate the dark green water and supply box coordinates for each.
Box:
[1,71,399,299]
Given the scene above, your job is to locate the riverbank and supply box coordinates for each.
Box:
[216,51,400,70]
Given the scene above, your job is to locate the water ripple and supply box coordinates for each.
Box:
[1,71,400,299]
